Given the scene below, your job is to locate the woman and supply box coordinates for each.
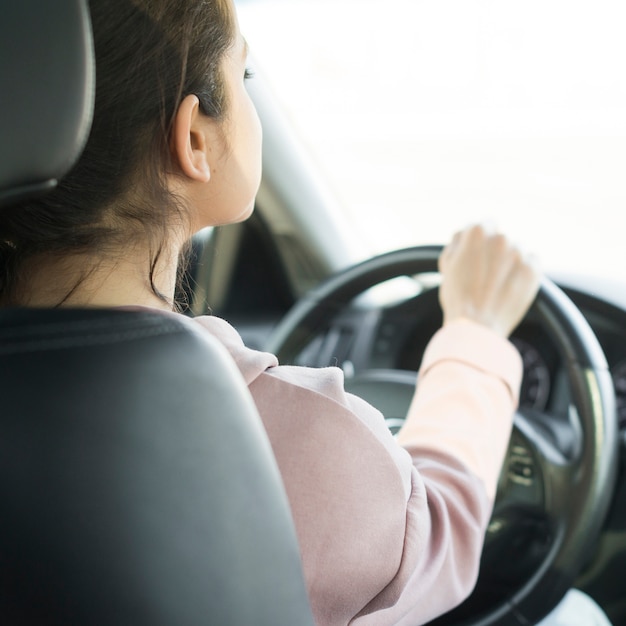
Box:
[0,0,606,624]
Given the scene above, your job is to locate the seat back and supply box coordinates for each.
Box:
[0,3,314,624]
[0,309,313,625]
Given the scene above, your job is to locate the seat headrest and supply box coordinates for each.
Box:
[0,0,95,209]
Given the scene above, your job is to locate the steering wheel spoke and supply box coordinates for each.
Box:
[503,407,581,517]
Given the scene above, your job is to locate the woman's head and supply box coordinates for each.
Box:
[0,0,261,307]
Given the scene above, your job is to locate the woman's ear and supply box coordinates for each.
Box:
[171,94,211,183]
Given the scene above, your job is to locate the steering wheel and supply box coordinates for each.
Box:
[265,246,619,625]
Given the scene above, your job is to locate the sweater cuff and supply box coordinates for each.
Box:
[419,319,523,406]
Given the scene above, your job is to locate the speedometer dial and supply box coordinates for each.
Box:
[510,338,551,410]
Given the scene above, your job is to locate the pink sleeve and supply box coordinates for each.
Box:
[398,318,522,501]
[355,320,522,625]
[193,315,522,625]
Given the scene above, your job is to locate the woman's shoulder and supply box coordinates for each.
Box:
[192,315,279,385]
[193,315,402,458]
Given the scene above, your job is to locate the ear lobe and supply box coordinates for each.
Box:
[171,94,211,183]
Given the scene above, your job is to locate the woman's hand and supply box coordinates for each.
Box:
[438,223,541,337]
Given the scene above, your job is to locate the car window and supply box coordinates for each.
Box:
[236,0,626,281]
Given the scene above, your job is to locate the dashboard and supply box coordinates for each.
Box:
[291,277,626,428]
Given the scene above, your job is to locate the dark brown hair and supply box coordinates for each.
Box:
[0,0,235,307]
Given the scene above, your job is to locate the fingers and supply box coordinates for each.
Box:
[496,247,542,332]
[438,230,461,273]
[438,222,541,337]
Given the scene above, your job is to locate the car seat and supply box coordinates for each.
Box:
[0,2,314,624]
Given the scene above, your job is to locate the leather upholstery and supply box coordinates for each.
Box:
[0,0,94,208]
[0,309,313,624]
[0,3,314,624]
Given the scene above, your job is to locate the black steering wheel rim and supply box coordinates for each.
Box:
[266,245,619,625]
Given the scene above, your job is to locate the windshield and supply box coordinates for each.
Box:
[237,0,626,281]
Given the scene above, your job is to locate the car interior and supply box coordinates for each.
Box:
[0,2,313,624]
[2,1,626,625]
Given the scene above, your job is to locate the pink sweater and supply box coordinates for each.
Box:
[193,315,522,626]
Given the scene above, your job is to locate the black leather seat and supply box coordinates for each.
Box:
[0,2,314,624]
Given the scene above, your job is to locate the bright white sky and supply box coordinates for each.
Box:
[237,0,626,280]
